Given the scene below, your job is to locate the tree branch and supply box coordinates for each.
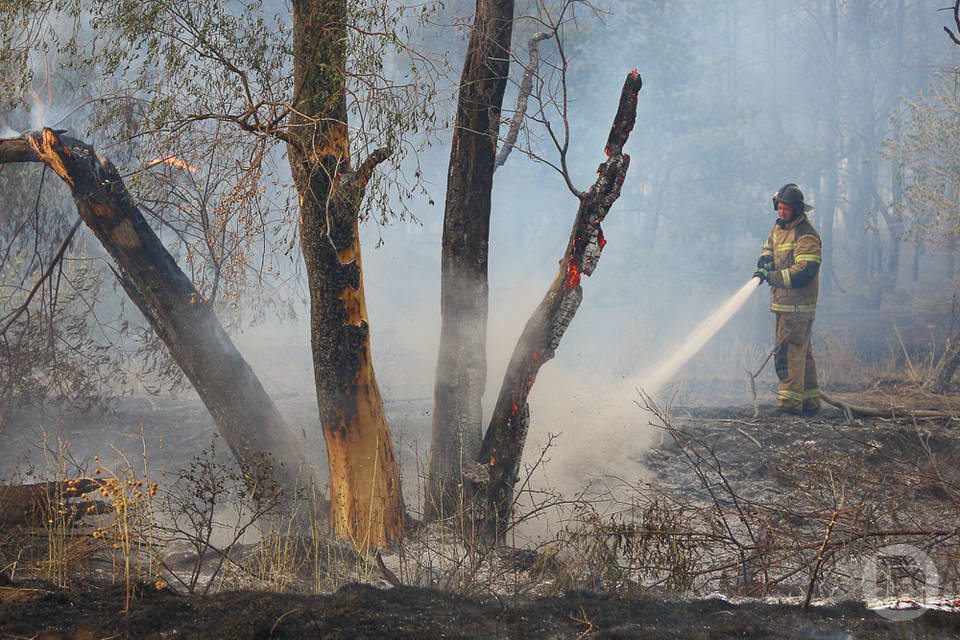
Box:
[947,0,960,45]
[0,217,82,336]
[496,30,553,168]
[0,137,43,164]
[346,146,391,191]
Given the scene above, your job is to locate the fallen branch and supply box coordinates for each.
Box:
[820,391,957,420]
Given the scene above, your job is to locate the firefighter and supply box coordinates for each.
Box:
[753,183,822,416]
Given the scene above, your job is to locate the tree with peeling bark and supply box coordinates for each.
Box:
[285,0,404,546]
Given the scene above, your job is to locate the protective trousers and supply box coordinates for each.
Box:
[773,313,819,411]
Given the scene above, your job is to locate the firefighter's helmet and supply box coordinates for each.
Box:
[772,183,813,215]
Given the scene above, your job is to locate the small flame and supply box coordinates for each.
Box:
[146,155,197,173]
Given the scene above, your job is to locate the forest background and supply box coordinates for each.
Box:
[1,0,958,532]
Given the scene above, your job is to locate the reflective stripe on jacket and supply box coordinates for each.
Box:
[760,213,821,316]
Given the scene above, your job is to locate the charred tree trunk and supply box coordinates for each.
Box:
[475,71,642,538]
[427,0,514,519]
[0,131,311,499]
[287,0,403,548]
[925,328,960,393]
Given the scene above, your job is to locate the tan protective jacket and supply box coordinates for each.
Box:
[759,213,821,317]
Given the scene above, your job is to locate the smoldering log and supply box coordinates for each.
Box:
[476,70,643,535]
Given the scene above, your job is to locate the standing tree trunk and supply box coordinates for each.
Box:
[925,328,960,393]
[427,0,514,519]
[0,131,311,497]
[818,0,840,295]
[287,0,403,548]
[476,71,642,538]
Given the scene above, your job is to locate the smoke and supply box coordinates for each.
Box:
[5,0,960,538]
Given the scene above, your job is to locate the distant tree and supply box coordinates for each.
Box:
[884,72,960,391]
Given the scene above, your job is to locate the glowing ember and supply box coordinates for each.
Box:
[565,261,581,288]
[146,155,198,173]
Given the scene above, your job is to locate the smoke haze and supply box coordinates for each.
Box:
[3,0,960,524]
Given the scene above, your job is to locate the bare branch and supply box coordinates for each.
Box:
[346,147,391,191]
[0,217,82,336]
[947,0,960,44]
[496,30,553,168]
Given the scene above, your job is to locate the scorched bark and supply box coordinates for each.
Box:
[0,129,311,498]
[428,0,515,519]
[477,71,642,536]
[286,0,404,547]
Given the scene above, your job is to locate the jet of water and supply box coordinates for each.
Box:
[637,276,761,395]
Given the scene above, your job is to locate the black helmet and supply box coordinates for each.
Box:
[772,183,812,216]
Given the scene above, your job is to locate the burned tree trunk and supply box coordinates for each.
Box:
[0,130,311,498]
[427,0,514,519]
[476,71,642,537]
[924,328,960,393]
[287,0,403,547]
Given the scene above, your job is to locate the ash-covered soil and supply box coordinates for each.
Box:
[1,577,958,639]
[2,384,959,638]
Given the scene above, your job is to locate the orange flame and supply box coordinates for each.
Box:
[146,155,197,173]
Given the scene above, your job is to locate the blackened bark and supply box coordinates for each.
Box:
[925,329,960,393]
[476,71,642,538]
[287,0,403,546]
[427,0,514,519]
[1,130,311,497]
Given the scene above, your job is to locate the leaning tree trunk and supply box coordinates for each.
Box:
[924,328,960,393]
[287,0,403,548]
[0,130,311,497]
[475,71,643,538]
[427,0,514,519]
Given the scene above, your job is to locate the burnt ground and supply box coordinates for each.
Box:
[1,384,959,638]
[1,576,959,639]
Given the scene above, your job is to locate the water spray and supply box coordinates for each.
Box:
[637,276,762,395]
